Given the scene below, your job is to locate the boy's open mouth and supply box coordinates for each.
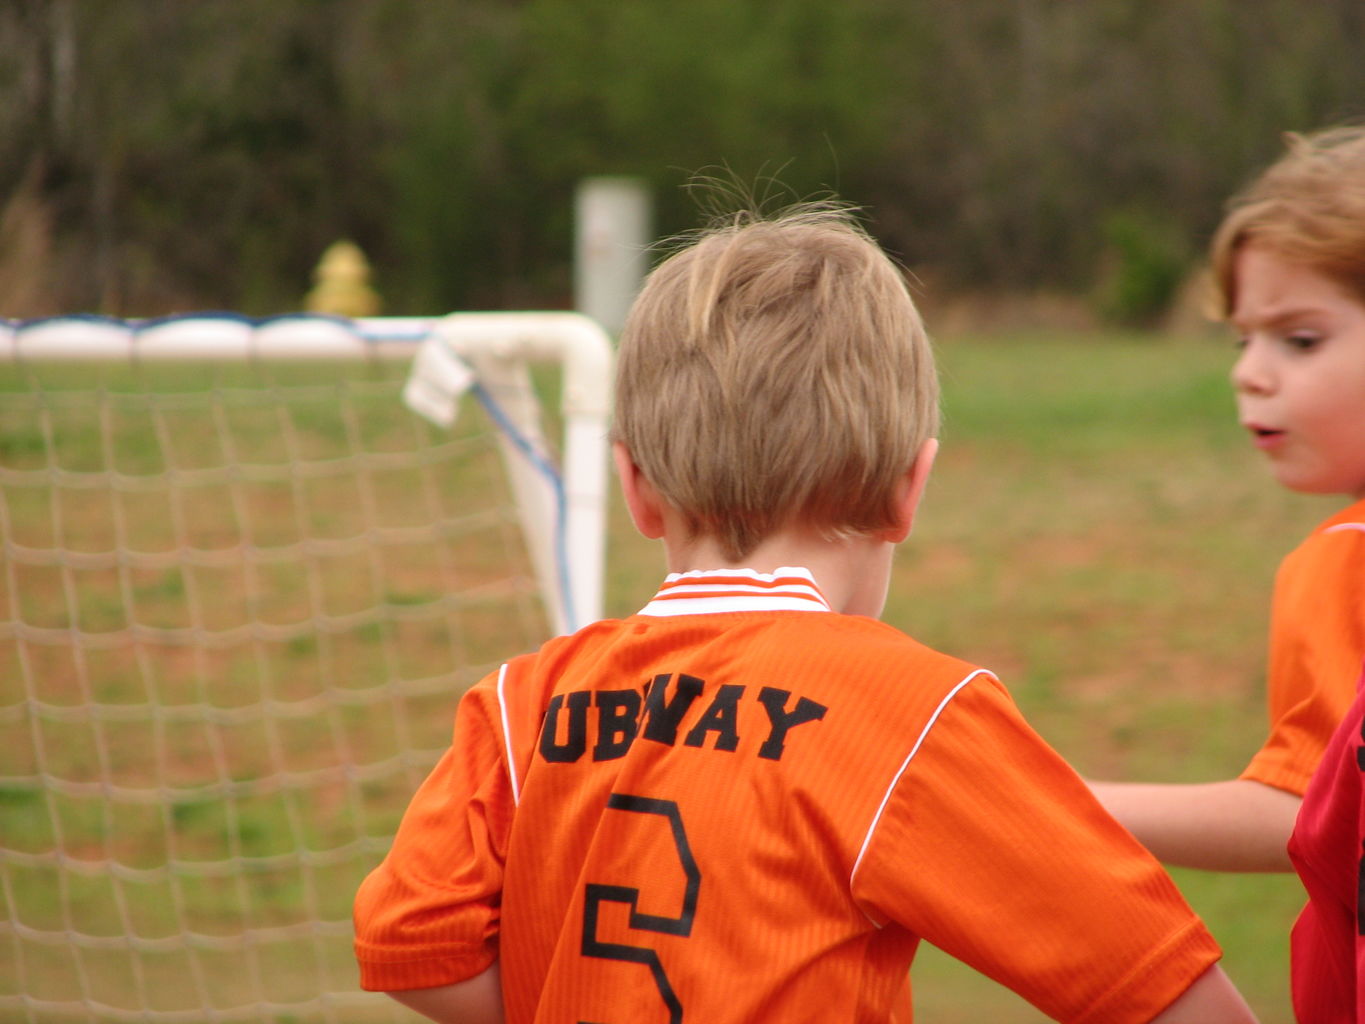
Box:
[1247,424,1286,448]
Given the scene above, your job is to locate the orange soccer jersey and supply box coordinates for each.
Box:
[1241,497,1365,796]
[354,567,1220,1023]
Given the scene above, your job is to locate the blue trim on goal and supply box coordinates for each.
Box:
[469,381,578,633]
[7,312,137,328]
[3,311,427,345]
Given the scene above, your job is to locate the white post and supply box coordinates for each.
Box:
[574,177,651,337]
[427,312,613,635]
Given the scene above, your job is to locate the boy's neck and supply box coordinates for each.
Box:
[661,525,896,619]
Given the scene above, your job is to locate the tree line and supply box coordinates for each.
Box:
[2,0,1363,324]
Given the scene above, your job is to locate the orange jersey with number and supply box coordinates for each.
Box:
[354,568,1220,1023]
[1241,497,1365,796]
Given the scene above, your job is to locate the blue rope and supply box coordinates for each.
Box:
[469,381,577,632]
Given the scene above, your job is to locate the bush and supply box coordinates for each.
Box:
[1093,209,1192,327]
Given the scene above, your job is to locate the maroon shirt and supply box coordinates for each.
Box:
[1290,667,1365,1022]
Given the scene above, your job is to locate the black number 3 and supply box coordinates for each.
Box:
[580,794,701,1023]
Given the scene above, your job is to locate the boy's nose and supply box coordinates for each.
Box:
[1230,342,1274,395]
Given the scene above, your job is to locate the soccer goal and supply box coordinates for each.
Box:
[0,312,611,1022]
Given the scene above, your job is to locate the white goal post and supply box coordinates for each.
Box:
[0,312,611,1022]
[401,312,612,637]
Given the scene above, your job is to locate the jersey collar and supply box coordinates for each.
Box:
[636,566,832,617]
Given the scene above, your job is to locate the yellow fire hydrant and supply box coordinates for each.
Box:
[304,240,382,317]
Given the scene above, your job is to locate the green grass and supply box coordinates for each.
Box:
[2,331,1339,1021]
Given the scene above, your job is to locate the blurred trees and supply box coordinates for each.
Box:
[1,0,1362,321]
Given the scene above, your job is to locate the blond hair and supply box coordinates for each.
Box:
[1210,124,1365,314]
[612,205,938,562]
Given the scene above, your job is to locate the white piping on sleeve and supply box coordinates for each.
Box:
[849,667,996,915]
[1326,522,1365,534]
[496,662,521,806]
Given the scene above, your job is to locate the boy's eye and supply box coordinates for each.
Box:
[1284,332,1322,351]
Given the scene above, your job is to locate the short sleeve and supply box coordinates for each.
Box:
[1243,521,1365,795]
[853,676,1220,1024]
[353,678,515,991]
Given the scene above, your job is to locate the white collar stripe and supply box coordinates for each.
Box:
[638,594,830,616]
[636,567,832,618]
[655,580,825,595]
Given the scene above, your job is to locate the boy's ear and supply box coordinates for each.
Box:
[882,438,939,544]
[612,442,667,540]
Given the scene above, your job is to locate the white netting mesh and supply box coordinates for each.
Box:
[0,326,552,1021]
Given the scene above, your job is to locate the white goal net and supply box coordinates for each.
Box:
[0,312,611,1022]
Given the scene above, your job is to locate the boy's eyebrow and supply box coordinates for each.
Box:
[1230,303,1330,332]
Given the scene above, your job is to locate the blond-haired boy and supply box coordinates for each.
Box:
[354,206,1253,1022]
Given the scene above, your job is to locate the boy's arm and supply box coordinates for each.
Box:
[354,674,519,996]
[1147,964,1257,1023]
[1089,778,1300,872]
[386,964,504,1024]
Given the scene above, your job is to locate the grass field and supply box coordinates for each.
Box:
[1,329,1334,1021]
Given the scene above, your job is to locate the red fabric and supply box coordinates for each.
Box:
[1290,669,1365,1023]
